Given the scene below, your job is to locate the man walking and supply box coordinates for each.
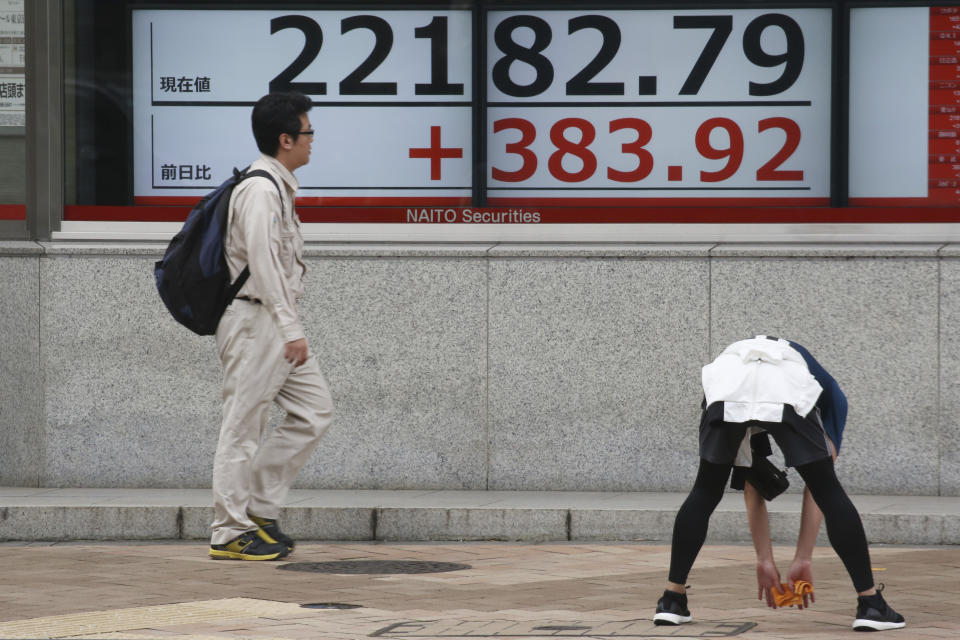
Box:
[653,336,905,632]
[208,92,334,561]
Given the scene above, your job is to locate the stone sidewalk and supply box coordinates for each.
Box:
[0,539,957,640]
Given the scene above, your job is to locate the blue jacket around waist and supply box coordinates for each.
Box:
[788,340,847,451]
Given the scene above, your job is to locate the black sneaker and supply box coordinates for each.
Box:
[653,589,692,626]
[209,529,290,561]
[249,513,295,551]
[853,587,906,631]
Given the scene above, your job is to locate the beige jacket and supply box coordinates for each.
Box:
[225,154,307,343]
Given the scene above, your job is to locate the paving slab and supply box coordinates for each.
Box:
[0,540,956,640]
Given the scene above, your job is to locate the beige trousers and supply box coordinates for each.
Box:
[210,300,334,545]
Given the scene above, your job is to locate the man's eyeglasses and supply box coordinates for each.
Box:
[298,129,314,136]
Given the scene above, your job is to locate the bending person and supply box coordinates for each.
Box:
[653,336,905,632]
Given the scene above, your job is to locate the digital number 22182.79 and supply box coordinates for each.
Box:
[268,13,804,98]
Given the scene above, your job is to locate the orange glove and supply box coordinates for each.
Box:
[772,580,814,608]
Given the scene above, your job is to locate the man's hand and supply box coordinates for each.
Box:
[787,559,815,608]
[284,338,308,367]
[756,558,782,608]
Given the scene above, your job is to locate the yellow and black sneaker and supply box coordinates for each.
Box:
[249,513,295,552]
[209,529,289,561]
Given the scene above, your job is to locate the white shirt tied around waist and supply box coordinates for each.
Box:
[701,336,823,423]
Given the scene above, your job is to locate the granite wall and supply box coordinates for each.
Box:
[0,243,42,486]
[1,241,956,495]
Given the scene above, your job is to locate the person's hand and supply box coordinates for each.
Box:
[756,558,782,608]
[787,559,815,608]
[284,338,308,367]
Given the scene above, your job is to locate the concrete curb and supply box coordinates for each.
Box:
[1,488,958,544]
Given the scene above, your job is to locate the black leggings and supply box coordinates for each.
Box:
[667,457,874,593]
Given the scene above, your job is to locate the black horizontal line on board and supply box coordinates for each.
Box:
[489,101,813,107]
[487,187,813,191]
[299,187,472,190]
[149,186,472,190]
[151,101,472,107]
[150,100,809,108]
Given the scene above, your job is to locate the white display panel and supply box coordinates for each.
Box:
[848,7,928,200]
[486,9,832,202]
[132,9,472,200]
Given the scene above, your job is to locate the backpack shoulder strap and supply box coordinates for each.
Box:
[226,168,286,290]
[239,168,285,215]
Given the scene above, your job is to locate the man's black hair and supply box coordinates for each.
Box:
[251,92,313,157]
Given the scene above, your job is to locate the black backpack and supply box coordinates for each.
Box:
[154,167,281,335]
